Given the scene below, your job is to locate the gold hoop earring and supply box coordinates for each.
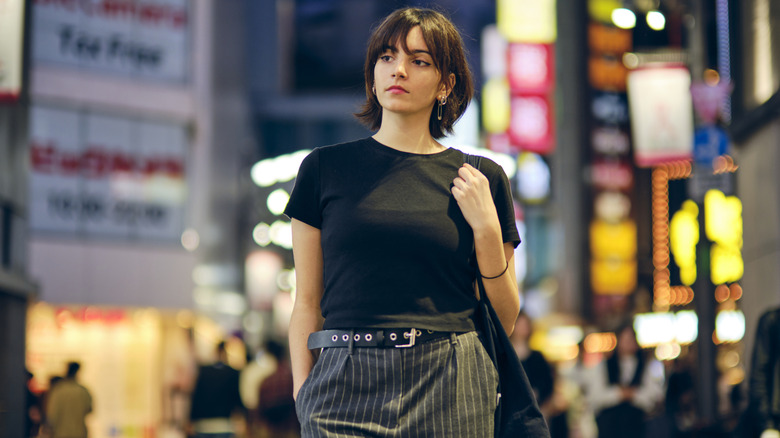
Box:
[437,96,447,121]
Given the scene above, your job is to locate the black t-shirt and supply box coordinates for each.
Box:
[284,137,520,332]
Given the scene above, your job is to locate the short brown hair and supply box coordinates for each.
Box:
[354,7,474,139]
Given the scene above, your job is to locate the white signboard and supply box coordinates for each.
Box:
[32,0,189,82]
[0,0,25,101]
[29,105,188,241]
[627,66,694,167]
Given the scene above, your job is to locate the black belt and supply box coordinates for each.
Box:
[307,328,456,349]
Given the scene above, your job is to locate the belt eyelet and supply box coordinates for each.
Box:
[354,334,361,341]
[342,334,349,341]
[365,334,373,341]
[331,335,338,342]
[389,333,397,341]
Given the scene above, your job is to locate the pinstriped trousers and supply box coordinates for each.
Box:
[295,331,499,438]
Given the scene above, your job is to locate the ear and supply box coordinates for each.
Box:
[440,73,456,97]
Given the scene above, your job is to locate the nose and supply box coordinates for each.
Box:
[392,61,407,78]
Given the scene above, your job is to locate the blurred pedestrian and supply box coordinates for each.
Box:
[188,341,245,438]
[38,375,63,437]
[663,357,698,437]
[585,323,665,438]
[25,369,42,438]
[45,362,92,438]
[256,340,298,438]
[285,6,523,437]
[511,311,568,437]
[559,341,598,438]
[746,307,780,438]
[240,342,278,434]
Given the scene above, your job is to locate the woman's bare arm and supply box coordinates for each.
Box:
[452,163,520,334]
[289,219,325,400]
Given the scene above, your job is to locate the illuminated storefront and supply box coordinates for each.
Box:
[26,303,246,437]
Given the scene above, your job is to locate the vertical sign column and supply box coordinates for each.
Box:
[586,12,637,319]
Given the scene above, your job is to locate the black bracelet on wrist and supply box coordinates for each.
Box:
[481,260,509,280]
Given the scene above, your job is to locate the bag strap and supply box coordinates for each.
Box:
[465,153,482,169]
[463,153,489,304]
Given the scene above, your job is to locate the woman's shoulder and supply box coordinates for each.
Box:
[298,138,373,168]
[313,137,374,156]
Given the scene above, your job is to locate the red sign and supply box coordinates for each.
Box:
[507,43,554,94]
[508,95,555,154]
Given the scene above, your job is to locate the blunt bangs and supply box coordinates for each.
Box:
[368,10,446,73]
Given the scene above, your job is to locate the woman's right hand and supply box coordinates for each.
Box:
[293,382,302,401]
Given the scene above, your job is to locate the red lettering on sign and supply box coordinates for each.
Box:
[37,0,188,28]
[29,140,185,178]
[112,152,136,173]
[81,146,110,179]
[30,142,56,173]
[163,158,184,176]
[99,0,136,18]
[60,152,81,175]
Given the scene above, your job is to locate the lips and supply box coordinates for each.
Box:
[386,86,408,93]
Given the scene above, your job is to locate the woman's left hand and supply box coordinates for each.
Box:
[451,163,500,233]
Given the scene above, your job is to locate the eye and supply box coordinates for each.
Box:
[412,59,431,67]
[379,55,393,62]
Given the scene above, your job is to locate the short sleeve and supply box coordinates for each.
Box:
[284,149,322,228]
[486,159,521,248]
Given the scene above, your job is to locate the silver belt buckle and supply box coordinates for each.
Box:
[395,328,420,348]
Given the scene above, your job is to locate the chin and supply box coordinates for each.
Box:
[381,105,429,118]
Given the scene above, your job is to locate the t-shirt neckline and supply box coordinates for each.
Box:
[368,136,456,158]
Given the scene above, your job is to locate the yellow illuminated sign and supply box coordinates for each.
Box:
[588,0,623,24]
[670,200,699,286]
[705,190,742,246]
[482,78,511,134]
[711,243,744,285]
[591,258,637,295]
[669,191,743,286]
[590,219,637,258]
[705,190,743,284]
[497,0,557,43]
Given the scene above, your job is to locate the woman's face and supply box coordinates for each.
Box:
[617,326,639,356]
[513,315,532,342]
[373,26,447,120]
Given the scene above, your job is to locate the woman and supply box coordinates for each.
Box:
[585,323,665,438]
[284,7,521,437]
